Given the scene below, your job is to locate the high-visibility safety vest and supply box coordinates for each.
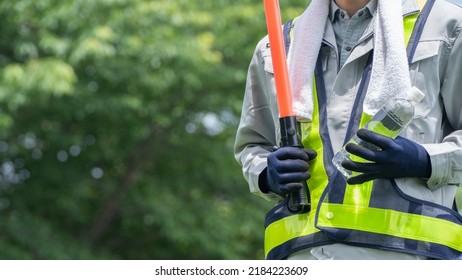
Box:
[265,0,462,260]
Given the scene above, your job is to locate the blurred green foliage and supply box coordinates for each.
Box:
[0,0,308,259]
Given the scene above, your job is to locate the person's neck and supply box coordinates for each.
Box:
[334,0,370,17]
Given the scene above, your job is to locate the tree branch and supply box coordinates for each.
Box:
[86,124,163,241]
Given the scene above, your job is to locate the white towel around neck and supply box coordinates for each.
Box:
[287,0,411,121]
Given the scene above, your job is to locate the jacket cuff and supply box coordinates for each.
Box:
[258,168,283,201]
[421,143,450,191]
[249,165,281,201]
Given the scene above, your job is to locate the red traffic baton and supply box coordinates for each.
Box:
[263,0,310,212]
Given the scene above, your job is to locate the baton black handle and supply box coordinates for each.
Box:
[279,116,310,213]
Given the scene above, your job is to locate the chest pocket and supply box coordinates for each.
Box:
[262,47,274,74]
[411,40,440,63]
[408,40,442,120]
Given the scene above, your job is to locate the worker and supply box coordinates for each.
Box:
[234,0,462,260]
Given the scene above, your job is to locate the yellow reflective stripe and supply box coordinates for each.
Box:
[264,212,319,258]
[265,80,327,259]
[342,14,421,208]
[318,203,462,252]
[359,113,372,128]
[404,13,419,46]
[344,6,418,208]
[343,182,373,206]
[302,80,328,202]
[344,113,374,206]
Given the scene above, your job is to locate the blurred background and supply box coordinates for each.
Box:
[0,0,308,259]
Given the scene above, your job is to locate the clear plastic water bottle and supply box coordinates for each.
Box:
[332,86,425,179]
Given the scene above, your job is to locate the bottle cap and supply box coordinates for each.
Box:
[407,86,425,105]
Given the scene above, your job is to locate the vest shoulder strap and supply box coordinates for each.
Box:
[283,19,294,57]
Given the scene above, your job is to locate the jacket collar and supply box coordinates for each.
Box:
[322,0,421,66]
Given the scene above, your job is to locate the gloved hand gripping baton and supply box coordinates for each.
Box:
[263,0,310,213]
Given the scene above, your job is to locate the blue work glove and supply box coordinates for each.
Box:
[341,129,431,185]
[260,146,317,196]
